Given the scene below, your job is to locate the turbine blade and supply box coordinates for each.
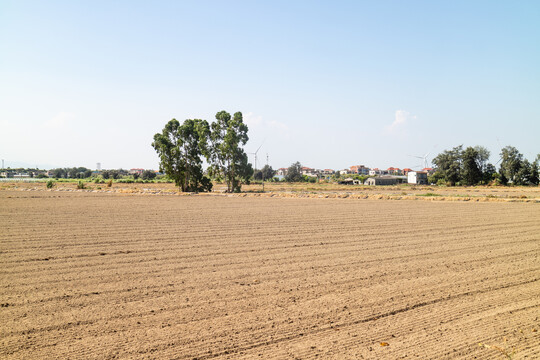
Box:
[255,138,266,154]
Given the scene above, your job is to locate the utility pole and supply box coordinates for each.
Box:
[262,153,269,192]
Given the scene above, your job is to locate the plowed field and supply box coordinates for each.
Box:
[1,190,539,359]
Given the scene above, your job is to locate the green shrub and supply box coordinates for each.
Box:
[77,180,86,189]
[46,180,55,189]
[107,179,113,187]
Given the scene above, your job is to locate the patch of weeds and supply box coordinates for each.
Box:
[107,179,113,188]
[46,180,55,189]
[417,192,442,197]
[77,180,86,189]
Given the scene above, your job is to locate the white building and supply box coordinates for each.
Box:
[13,173,30,178]
[276,168,288,176]
[408,171,428,185]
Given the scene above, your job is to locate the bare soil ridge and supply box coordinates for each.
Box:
[2,181,540,202]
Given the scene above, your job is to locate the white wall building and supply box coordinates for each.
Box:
[408,171,428,185]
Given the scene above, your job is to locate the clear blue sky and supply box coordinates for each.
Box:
[1,0,539,170]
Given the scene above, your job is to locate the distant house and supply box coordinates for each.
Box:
[422,168,435,175]
[408,171,428,185]
[339,169,349,175]
[301,167,318,177]
[129,168,144,175]
[387,167,402,175]
[322,169,334,175]
[350,165,370,175]
[13,173,30,179]
[365,176,406,186]
[276,168,288,176]
[402,168,413,175]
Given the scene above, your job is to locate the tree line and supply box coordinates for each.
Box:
[50,167,93,179]
[152,110,253,192]
[45,168,157,181]
[431,145,539,186]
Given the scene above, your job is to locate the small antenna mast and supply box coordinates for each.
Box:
[262,153,269,192]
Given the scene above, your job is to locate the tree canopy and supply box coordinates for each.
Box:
[50,167,92,179]
[431,144,537,186]
[152,118,212,192]
[431,145,463,186]
[285,162,303,182]
[499,146,523,185]
[209,111,253,192]
[254,165,276,181]
[152,111,253,193]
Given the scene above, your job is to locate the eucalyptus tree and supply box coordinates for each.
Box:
[432,145,463,186]
[530,161,539,185]
[461,147,483,185]
[499,146,523,185]
[285,162,303,182]
[253,165,277,181]
[473,146,490,174]
[209,111,252,192]
[483,163,497,184]
[152,118,212,192]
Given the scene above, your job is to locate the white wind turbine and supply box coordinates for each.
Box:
[409,151,431,170]
[248,141,264,171]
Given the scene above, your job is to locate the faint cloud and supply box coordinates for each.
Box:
[386,110,416,132]
[267,120,289,132]
[244,112,263,127]
[44,112,74,129]
[245,112,289,137]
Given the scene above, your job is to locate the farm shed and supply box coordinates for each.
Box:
[364,176,406,186]
[338,178,361,185]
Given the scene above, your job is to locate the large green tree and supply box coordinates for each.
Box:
[254,165,276,181]
[209,111,253,192]
[432,145,463,186]
[530,161,539,185]
[152,118,212,192]
[515,159,532,185]
[461,147,483,186]
[285,162,303,182]
[482,163,497,184]
[473,146,490,174]
[499,146,523,185]
[141,169,156,180]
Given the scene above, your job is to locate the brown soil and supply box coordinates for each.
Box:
[2,181,540,202]
[1,190,539,359]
